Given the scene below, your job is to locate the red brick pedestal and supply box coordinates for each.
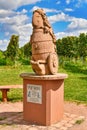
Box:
[20,73,68,126]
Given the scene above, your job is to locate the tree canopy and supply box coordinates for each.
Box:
[0,33,87,65]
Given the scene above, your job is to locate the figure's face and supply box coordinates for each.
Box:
[32,12,43,28]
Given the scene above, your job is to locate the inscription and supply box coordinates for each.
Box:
[27,84,42,104]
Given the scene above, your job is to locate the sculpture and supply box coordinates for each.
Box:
[30,9,58,75]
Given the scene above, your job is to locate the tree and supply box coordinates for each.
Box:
[0,50,6,65]
[72,36,79,61]
[56,39,62,56]
[19,42,32,65]
[0,50,4,58]
[78,33,87,63]
[6,35,19,65]
[23,42,32,58]
[57,36,75,58]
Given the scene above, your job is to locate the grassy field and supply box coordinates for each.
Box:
[0,65,33,102]
[62,62,87,104]
[0,63,87,103]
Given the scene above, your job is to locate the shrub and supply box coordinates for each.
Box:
[0,58,6,65]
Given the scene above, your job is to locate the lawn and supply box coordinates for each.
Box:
[0,65,33,102]
[0,63,87,103]
[62,62,87,104]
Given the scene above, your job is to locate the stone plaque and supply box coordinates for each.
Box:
[27,84,42,104]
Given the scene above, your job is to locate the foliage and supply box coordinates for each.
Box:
[0,58,6,65]
[0,50,6,65]
[5,35,19,65]
[19,42,31,65]
[0,50,4,58]
[78,33,87,63]
[57,33,87,64]
[23,42,32,58]
[1,33,87,66]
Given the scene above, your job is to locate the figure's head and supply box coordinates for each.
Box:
[32,9,56,42]
[32,9,45,28]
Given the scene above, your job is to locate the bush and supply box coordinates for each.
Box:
[19,57,31,65]
[21,59,30,65]
[0,58,6,65]
[6,58,14,66]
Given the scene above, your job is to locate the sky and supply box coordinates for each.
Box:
[0,0,87,51]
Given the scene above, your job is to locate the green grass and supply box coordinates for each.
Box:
[0,65,33,102]
[0,63,87,103]
[75,119,84,124]
[60,62,87,104]
[0,65,33,85]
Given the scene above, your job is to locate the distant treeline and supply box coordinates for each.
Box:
[0,33,87,66]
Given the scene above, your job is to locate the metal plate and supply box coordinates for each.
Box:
[27,84,42,104]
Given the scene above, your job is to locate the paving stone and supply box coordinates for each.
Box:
[28,127,39,130]
[52,123,62,128]
[0,102,85,130]
[60,126,68,130]
[0,126,12,130]
[47,126,59,130]
[69,114,77,118]
[69,120,76,125]
[64,123,73,128]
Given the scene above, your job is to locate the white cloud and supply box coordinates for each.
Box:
[55,29,87,39]
[0,9,28,21]
[0,0,41,10]
[0,23,32,50]
[66,0,71,4]
[75,0,87,8]
[0,39,9,51]
[30,6,60,13]
[18,23,32,47]
[48,12,87,39]
[4,22,32,47]
[0,0,36,51]
[0,8,32,50]
[0,10,15,18]
[48,12,72,24]
[0,14,29,25]
[0,25,30,50]
[21,9,28,14]
[0,12,29,35]
[67,18,87,31]
[56,1,61,4]
[65,0,87,8]
[75,0,82,7]
[64,8,74,12]
[1,0,87,51]
[48,12,87,31]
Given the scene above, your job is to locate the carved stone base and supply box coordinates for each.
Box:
[20,73,68,126]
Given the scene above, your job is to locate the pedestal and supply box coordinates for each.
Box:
[20,73,68,126]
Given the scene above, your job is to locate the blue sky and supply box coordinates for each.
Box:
[0,0,87,51]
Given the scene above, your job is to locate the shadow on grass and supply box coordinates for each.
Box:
[79,76,87,80]
[63,62,87,75]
